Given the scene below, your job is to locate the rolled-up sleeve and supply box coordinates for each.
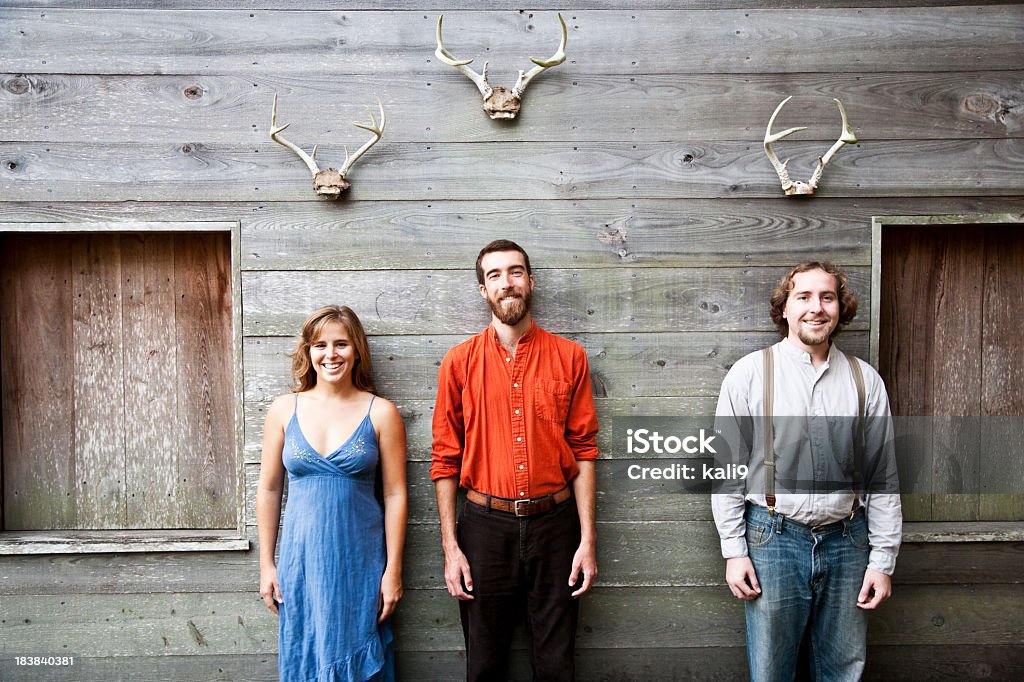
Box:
[565,349,599,462]
[429,348,466,481]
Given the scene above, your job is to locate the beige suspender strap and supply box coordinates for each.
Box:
[844,351,866,499]
[762,348,864,515]
[762,348,776,514]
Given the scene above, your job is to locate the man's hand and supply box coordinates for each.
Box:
[443,545,475,601]
[726,557,761,600]
[856,568,892,609]
[569,540,598,598]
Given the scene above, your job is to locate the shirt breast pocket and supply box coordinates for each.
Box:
[534,378,571,425]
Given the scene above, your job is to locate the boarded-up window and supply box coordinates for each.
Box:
[878,223,1024,522]
[0,233,236,530]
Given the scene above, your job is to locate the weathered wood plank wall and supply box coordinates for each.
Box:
[1,1,1022,679]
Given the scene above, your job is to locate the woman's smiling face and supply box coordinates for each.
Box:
[308,320,357,386]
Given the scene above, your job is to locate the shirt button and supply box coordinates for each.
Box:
[520,492,526,497]
[505,357,511,362]
[519,464,525,470]
[516,437,522,442]
[514,409,520,415]
[513,383,519,388]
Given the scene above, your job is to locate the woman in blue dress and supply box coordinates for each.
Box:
[257,305,407,681]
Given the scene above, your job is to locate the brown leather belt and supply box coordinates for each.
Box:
[466,487,571,517]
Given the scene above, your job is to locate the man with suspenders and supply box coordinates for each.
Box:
[712,262,902,681]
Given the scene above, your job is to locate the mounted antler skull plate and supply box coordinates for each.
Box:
[434,13,568,120]
[270,95,386,199]
[764,97,858,196]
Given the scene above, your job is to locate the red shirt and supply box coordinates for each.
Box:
[430,322,599,499]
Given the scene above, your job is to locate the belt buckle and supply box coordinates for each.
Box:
[514,499,530,517]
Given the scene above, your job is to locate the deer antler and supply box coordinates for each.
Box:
[270,95,386,198]
[435,15,493,99]
[270,94,321,177]
[808,98,858,189]
[339,98,386,177]
[512,13,568,98]
[764,96,858,196]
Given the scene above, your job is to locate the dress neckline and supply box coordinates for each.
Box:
[292,411,370,459]
[292,394,375,459]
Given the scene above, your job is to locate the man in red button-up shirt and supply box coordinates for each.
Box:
[431,239,599,681]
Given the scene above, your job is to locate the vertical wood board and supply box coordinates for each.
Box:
[0,236,77,529]
[174,233,236,528]
[121,234,181,528]
[71,235,128,529]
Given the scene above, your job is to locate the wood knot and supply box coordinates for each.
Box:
[181,144,193,154]
[4,76,30,95]
[183,85,204,100]
[963,94,999,116]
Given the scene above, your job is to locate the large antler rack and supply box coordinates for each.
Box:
[434,13,568,120]
[763,96,858,196]
[270,94,386,199]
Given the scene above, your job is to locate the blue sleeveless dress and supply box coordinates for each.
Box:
[278,395,395,682]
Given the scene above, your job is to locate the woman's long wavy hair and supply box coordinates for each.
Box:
[769,262,858,341]
[290,305,376,393]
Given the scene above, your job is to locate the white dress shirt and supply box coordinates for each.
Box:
[711,339,902,575]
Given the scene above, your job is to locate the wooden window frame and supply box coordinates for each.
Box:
[0,222,247,555]
[871,213,1024,544]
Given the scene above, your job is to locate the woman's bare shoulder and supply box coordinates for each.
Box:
[369,395,402,424]
[266,392,298,422]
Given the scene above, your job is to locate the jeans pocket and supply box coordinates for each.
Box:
[746,522,773,548]
[846,521,870,550]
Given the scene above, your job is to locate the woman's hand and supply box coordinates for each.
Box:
[378,569,403,623]
[260,564,283,615]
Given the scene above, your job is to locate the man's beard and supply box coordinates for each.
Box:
[489,288,531,325]
[795,318,833,346]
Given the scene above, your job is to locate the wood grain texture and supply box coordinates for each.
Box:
[234,198,874,271]
[982,228,1024,417]
[4,71,1021,144]
[3,139,1024,202]
[121,234,180,528]
[240,267,871,336]
[174,234,236,528]
[1,198,1020,271]
[2,645,1022,682]
[4,0,1016,9]
[980,227,1024,519]
[880,223,1024,522]
[1,231,237,531]
[71,235,127,529]
[0,235,76,529]
[3,7,1022,76]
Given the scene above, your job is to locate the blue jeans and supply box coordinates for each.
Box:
[744,504,870,682]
